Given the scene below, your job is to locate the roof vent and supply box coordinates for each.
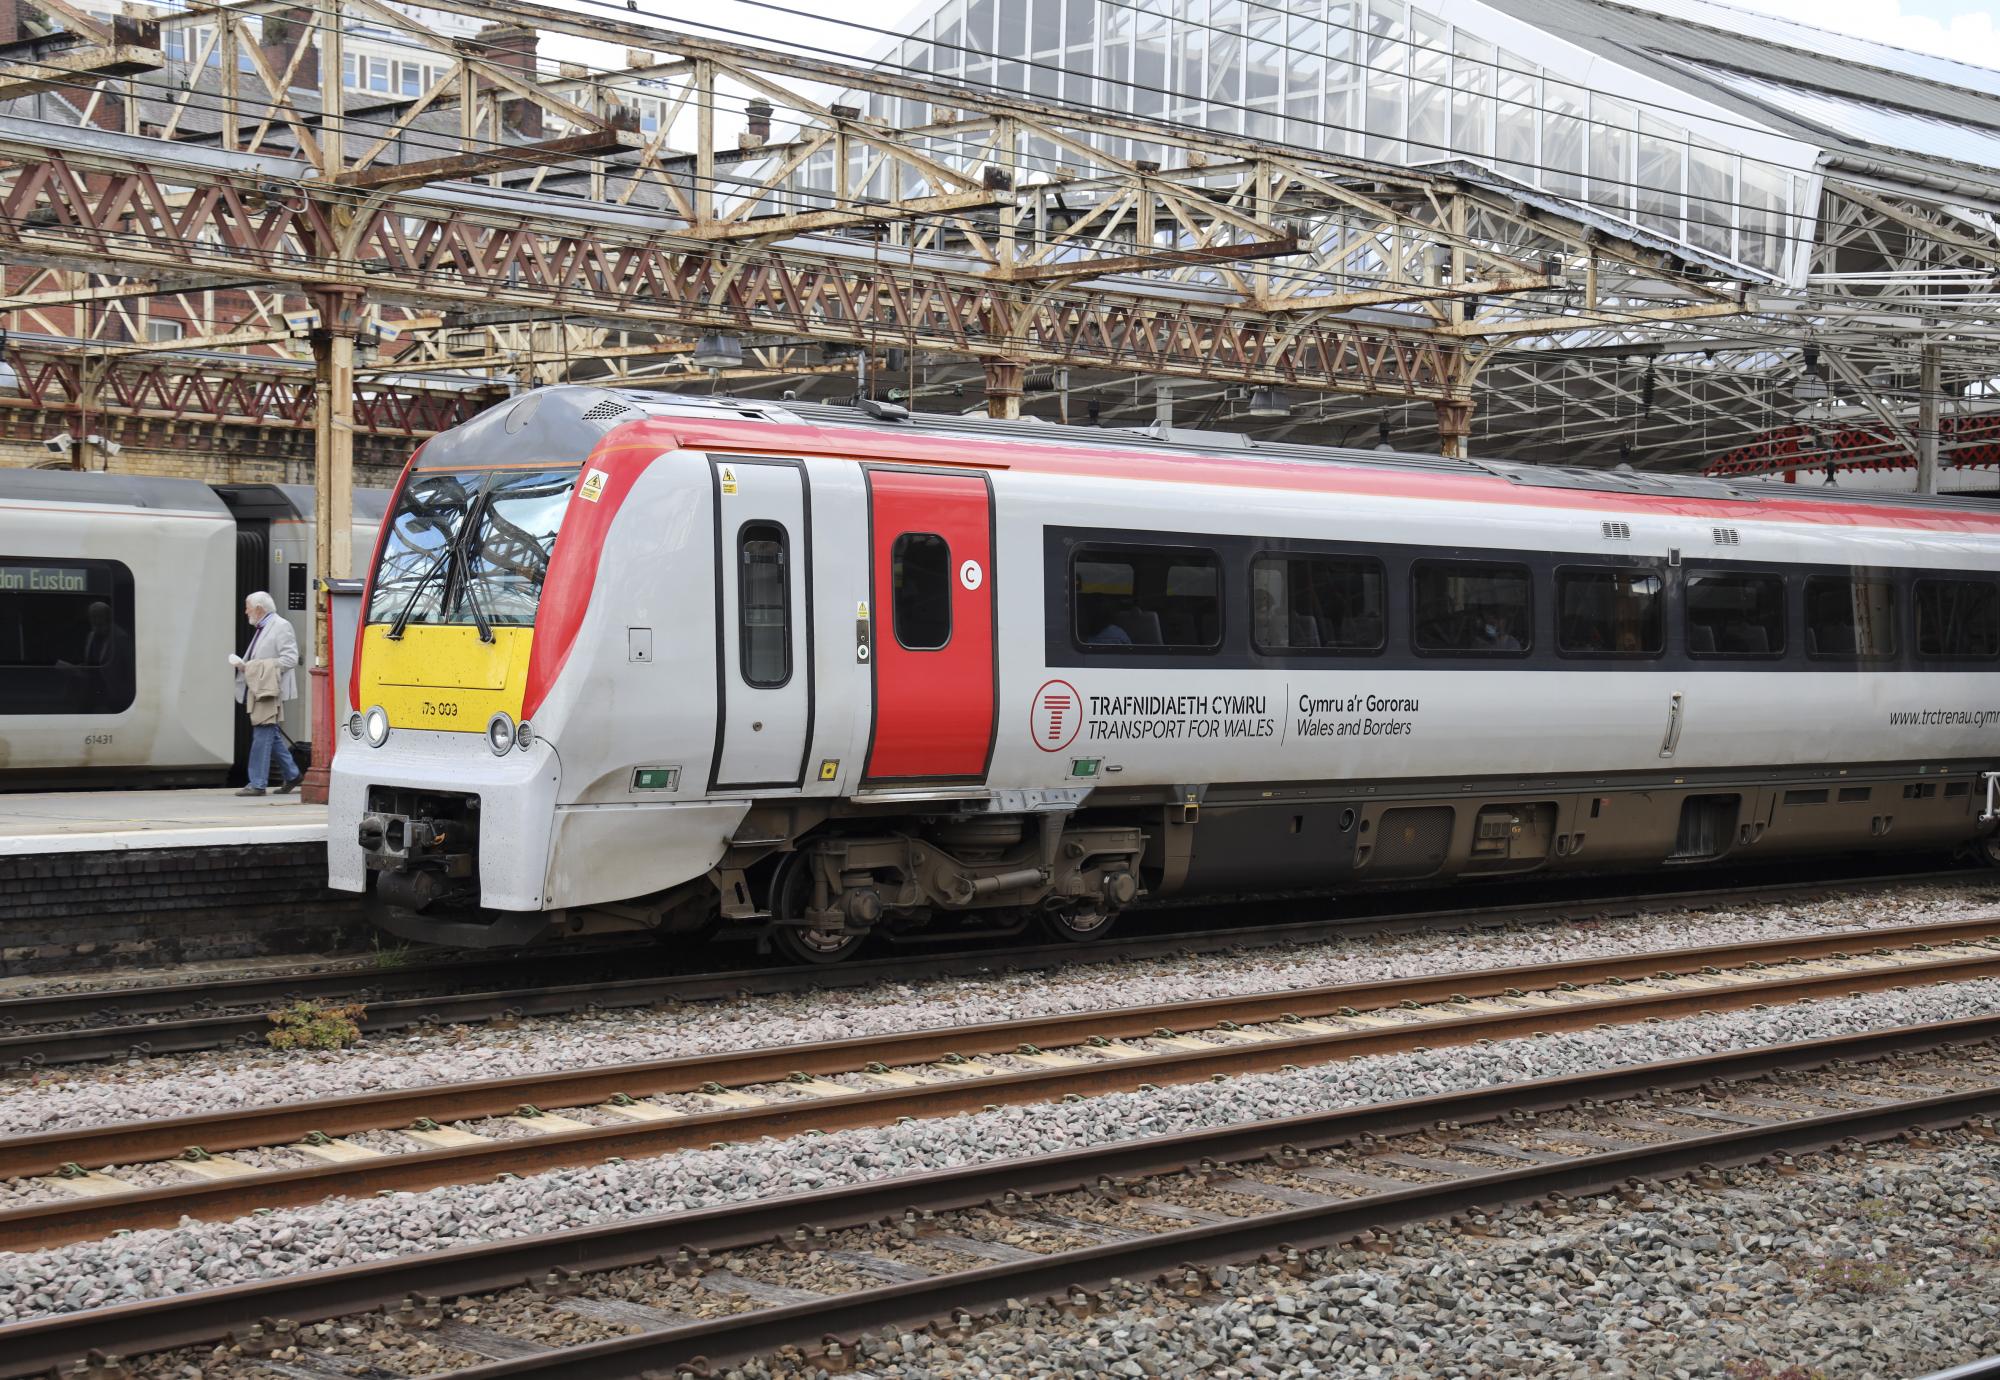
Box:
[1601,520,1630,540]
[582,400,632,421]
[1712,526,1740,545]
[856,397,909,422]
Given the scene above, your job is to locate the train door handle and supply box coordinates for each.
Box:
[1659,692,1684,759]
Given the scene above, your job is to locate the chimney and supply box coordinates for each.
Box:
[259,6,319,93]
[475,22,542,139]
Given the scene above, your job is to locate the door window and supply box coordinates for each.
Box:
[738,522,790,687]
[892,532,951,649]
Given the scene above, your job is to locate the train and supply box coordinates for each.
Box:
[330,386,2000,960]
[0,469,386,788]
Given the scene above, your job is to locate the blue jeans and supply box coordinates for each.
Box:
[248,723,299,788]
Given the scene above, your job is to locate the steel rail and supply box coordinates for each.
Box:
[1,1012,1993,1380]
[0,867,1968,1068]
[1,928,1996,1250]
[7,914,1996,1181]
[453,1083,2000,1379]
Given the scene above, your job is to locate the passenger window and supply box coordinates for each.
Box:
[891,532,951,650]
[1686,571,1785,658]
[1250,555,1385,653]
[1073,545,1221,651]
[1916,579,2000,659]
[1411,561,1531,655]
[738,522,790,687]
[1557,569,1662,657]
[0,557,137,715]
[1805,576,1896,659]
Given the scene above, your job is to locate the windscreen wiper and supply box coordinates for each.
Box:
[386,490,486,641]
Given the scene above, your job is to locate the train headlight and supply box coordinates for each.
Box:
[515,720,535,752]
[363,705,390,748]
[347,712,364,740]
[486,712,516,756]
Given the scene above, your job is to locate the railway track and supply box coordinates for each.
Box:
[0,866,1976,1068]
[4,1011,1994,1380]
[5,915,1999,1252]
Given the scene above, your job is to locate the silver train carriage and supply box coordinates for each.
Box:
[332,387,2000,959]
[0,468,386,787]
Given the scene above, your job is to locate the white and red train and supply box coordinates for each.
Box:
[329,387,2000,958]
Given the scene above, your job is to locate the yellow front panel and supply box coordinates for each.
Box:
[358,624,532,732]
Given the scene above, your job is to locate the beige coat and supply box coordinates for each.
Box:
[242,657,284,727]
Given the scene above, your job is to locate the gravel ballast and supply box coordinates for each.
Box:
[5,977,2000,1323]
[772,1138,2000,1380]
[6,881,1997,1137]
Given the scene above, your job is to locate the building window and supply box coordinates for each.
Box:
[342,52,358,88]
[0,558,136,715]
[1915,579,2000,659]
[1411,560,1531,655]
[1805,576,1897,659]
[1250,554,1385,653]
[145,319,184,344]
[1686,571,1786,657]
[399,61,422,97]
[738,522,790,687]
[1557,569,1662,656]
[1072,545,1221,651]
[891,532,951,650]
[367,56,390,92]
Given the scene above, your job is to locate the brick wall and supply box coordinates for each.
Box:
[0,843,371,974]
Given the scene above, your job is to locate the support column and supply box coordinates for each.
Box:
[300,285,365,805]
[983,360,1024,420]
[1432,397,1475,460]
[1917,342,1941,495]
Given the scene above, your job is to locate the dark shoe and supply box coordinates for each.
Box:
[274,778,298,795]
[235,785,266,797]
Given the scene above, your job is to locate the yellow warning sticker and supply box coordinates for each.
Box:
[578,468,608,503]
[856,601,869,619]
[720,466,738,496]
[818,759,840,781]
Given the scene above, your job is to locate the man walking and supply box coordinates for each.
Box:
[231,591,301,797]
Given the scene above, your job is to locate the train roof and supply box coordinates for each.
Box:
[0,466,231,515]
[433,387,2000,530]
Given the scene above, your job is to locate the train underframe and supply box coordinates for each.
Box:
[359,764,2000,954]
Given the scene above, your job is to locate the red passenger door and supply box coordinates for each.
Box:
[863,468,995,783]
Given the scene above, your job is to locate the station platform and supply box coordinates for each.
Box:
[0,787,326,856]
[0,790,357,977]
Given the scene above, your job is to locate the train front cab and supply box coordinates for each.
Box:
[332,454,577,945]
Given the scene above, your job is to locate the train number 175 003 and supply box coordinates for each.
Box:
[418,701,460,719]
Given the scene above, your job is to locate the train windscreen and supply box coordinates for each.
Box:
[366,467,576,631]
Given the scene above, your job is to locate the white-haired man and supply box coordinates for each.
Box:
[230,591,301,796]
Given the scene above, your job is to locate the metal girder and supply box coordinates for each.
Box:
[7,347,484,434]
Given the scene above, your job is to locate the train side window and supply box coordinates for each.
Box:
[1686,571,1785,658]
[1411,560,1531,656]
[738,522,790,687]
[1915,579,2000,659]
[1072,545,1222,652]
[0,557,137,715]
[891,532,951,650]
[1250,554,1385,653]
[1805,575,1896,659]
[1556,569,1663,657]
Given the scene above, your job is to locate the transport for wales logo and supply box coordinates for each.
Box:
[1031,679,1082,751]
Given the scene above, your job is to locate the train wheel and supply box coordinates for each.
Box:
[768,854,866,965]
[1038,903,1118,944]
[1981,833,2000,869]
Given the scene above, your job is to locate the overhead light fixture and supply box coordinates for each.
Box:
[1246,386,1289,419]
[691,332,744,371]
[42,431,73,456]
